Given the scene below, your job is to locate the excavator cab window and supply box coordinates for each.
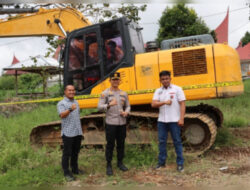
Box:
[66,28,101,92]
[101,21,125,75]
[64,17,135,94]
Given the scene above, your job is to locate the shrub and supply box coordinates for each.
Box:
[0,75,16,90]
[19,73,43,91]
[214,128,242,147]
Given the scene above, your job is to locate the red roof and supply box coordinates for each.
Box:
[236,42,250,60]
[11,55,19,65]
[4,55,26,75]
[215,8,229,44]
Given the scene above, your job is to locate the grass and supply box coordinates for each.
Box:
[214,127,243,147]
[0,104,63,186]
[0,103,161,187]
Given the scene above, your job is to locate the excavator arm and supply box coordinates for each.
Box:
[0,7,91,37]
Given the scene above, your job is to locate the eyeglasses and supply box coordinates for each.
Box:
[111,78,120,81]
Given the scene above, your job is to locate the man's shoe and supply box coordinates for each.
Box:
[177,165,184,172]
[117,162,128,172]
[64,174,75,182]
[155,163,165,169]
[106,163,113,176]
[72,169,84,175]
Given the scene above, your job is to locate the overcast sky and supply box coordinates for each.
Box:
[0,0,249,75]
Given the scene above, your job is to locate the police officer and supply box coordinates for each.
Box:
[98,72,130,176]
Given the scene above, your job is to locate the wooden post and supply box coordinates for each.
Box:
[42,72,48,97]
[15,70,18,96]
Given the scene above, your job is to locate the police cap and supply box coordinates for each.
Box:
[110,72,121,80]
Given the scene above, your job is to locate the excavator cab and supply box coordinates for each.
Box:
[63,17,144,94]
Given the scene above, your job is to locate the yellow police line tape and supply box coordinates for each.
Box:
[0,81,243,106]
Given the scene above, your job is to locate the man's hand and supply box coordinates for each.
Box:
[71,104,77,111]
[120,111,128,117]
[178,119,184,127]
[109,98,117,106]
[165,100,172,105]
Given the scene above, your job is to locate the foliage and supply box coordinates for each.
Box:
[157,3,211,43]
[210,30,217,43]
[214,128,242,147]
[0,75,16,90]
[241,31,250,47]
[19,73,43,91]
[70,3,147,24]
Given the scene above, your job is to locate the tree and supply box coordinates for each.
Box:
[69,3,147,24]
[241,31,250,47]
[157,3,211,43]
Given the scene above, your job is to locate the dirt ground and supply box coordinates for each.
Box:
[66,127,250,188]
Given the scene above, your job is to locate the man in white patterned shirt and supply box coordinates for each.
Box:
[152,71,186,172]
[57,85,83,181]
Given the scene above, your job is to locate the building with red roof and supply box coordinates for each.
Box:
[215,8,250,77]
[215,8,229,44]
[236,42,250,76]
[4,55,26,75]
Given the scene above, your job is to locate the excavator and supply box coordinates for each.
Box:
[0,7,244,154]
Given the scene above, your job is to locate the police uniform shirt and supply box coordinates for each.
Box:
[153,84,186,123]
[98,88,130,125]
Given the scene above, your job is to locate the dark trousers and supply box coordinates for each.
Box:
[157,122,184,166]
[105,124,126,163]
[62,135,82,175]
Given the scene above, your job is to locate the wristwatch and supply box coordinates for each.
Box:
[68,107,73,112]
[107,103,110,109]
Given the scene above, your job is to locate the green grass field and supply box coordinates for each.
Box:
[0,80,249,186]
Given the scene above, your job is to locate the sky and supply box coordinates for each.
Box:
[0,0,249,75]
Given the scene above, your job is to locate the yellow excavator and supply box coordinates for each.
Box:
[0,7,244,154]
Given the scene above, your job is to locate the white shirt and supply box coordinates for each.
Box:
[153,84,186,123]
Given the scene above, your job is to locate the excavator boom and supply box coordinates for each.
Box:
[0,7,91,37]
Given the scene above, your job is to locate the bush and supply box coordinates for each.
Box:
[0,75,16,90]
[214,128,242,147]
[19,73,43,91]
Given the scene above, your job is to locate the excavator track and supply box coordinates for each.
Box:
[187,103,223,128]
[182,113,217,154]
[30,113,106,147]
[128,111,217,155]
[30,104,218,155]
